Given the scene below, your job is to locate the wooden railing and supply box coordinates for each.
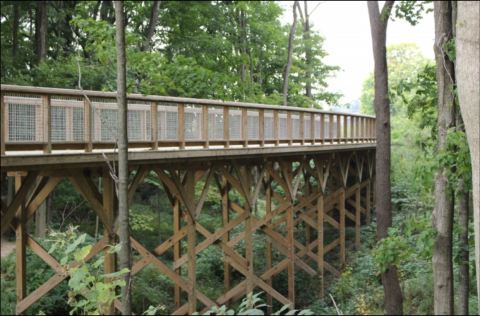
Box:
[0,85,376,155]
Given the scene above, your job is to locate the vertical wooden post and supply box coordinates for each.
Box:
[287,111,292,145]
[245,200,254,296]
[242,108,248,147]
[366,179,371,224]
[336,114,342,144]
[310,113,315,145]
[221,180,231,299]
[287,197,295,307]
[203,106,209,148]
[343,115,348,144]
[265,182,273,314]
[319,113,325,144]
[329,113,334,144]
[42,95,51,153]
[151,101,158,150]
[259,109,265,147]
[339,189,346,265]
[317,194,324,298]
[173,198,181,308]
[274,111,279,146]
[1,93,6,155]
[187,214,196,314]
[223,107,229,148]
[15,174,26,315]
[84,97,93,152]
[103,169,115,315]
[350,116,354,142]
[355,186,361,250]
[299,112,305,145]
[178,104,185,149]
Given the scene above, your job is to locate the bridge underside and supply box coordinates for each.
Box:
[1,146,375,315]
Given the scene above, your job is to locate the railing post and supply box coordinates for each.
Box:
[1,93,5,155]
[42,95,51,153]
[223,107,229,148]
[299,112,305,145]
[178,103,185,149]
[242,108,248,147]
[336,114,342,144]
[319,113,324,144]
[310,113,315,145]
[343,115,348,144]
[287,111,292,145]
[151,101,158,150]
[329,114,334,144]
[84,97,93,152]
[259,109,265,147]
[203,105,209,148]
[274,111,279,146]
[350,116,354,142]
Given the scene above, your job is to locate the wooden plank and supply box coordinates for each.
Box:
[299,112,305,145]
[355,186,361,249]
[242,108,248,147]
[343,115,348,143]
[186,181,197,314]
[173,198,182,309]
[1,93,5,155]
[128,166,148,205]
[16,274,65,315]
[1,171,39,235]
[287,111,292,145]
[259,109,265,147]
[15,175,26,313]
[310,113,315,144]
[202,105,209,148]
[84,97,93,152]
[366,179,371,224]
[317,194,324,297]
[273,110,279,146]
[42,95,51,153]
[339,189,346,265]
[151,101,158,150]
[221,178,231,299]
[336,114,342,143]
[178,103,185,149]
[265,184,273,314]
[329,113,334,144]
[25,176,61,222]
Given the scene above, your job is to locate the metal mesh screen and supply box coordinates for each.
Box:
[51,106,66,142]
[158,104,178,140]
[292,113,300,139]
[5,95,43,142]
[315,115,321,138]
[247,110,259,140]
[128,101,151,141]
[264,111,274,140]
[229,108,241,140]
[73,108,84,141]
[185,105,202,140]
[279,112,288,139]
[208,107,224,140]
[304,115,311,139]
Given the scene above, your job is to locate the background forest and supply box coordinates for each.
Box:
[0,1,477,315]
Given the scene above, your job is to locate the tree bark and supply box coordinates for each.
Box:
[141,1,161,51]
[35,1,48,63]
[303,1,313,100]
[114,1,132,315]
[458,178,470,315]
[283,1,299,106]
[433,3,456,314]
[12,2,19,60]
[367,2,403,315]
[456,1,480,311]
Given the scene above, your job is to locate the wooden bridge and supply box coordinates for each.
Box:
[0,85,376,314]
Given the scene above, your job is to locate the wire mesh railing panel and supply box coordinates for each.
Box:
[208,107,224,140]
[185,105,202,140]
[264,111,274,140]
[315,114,322,139]
[5,95,43,143]
[92,99,118,142]
[51,96,84,142]
[279,112,288,140]
[292,113,300,139]
[247,110,259,140]
[229,108,241,140]
[158,104,178,141]
[128,101,151,142]
[304,115,311,139]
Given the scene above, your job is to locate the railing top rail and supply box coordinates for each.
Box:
[0,84,375,119]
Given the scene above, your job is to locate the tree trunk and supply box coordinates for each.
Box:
[458,178,470,315]
[114,2,132,315]
[456,1,480,311]
[367,2,403,315]
[141,1,161,51]
[35,1,48,63]
[283,1,298,106]
[303,1,313,100]
[12,3,19,60]
[433,3,456,314]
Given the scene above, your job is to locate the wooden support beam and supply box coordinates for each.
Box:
[173,198,182,309]
[355,185,361,249]
[339,189,346,265]
[103,169,115,315]
[317,194,324,298]
[1,93,5,155]
[15,175,26,314]
[366,179,371,224]
[220,178,231,301]
[265,182,273,314]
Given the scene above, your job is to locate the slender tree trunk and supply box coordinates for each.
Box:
[456,1,480,311]
[35,1,48,63]
[433,3,456,314]
[114,2,132,315]
[12,3,19,60]
[141,1,161,51]
[283,1,298,106]
[303,1,313,99]
[367,2,403,315]
[458,177,470,315]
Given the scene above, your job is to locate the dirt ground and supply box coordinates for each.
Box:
[1,237,15,259]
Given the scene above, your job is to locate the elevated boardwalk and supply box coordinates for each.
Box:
[1,85,376,315]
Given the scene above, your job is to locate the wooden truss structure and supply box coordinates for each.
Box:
[1,149,375,315]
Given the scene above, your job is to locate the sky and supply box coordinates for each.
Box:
[280,1,435,106]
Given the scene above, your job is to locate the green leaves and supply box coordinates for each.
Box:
[372,228,412,274]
